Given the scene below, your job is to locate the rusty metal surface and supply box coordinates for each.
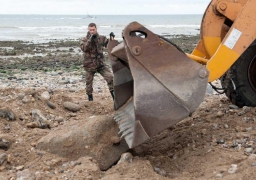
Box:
[107,40,133,110]
[111,42,128,63]
[112,22,209,148]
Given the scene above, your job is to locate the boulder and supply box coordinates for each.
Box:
[37,115,129,170]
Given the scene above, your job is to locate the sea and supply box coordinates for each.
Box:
[0,14,202,42]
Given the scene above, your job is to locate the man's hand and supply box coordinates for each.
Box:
[109,32,115,40]
[89,34,97,42]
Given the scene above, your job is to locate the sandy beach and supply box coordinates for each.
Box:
[1,35,256,179]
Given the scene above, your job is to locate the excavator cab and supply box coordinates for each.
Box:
[107,0,256,148]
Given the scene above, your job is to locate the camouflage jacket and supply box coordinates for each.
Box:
[80,32,109,71]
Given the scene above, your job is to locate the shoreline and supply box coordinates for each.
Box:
[0,34,200,90]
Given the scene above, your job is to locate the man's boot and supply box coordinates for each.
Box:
[88,94,93,101]
[110,90,114,100]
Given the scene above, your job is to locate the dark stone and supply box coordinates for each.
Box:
[46,101,56,109]
[217,139,225,144]
[0,139,11,150]
[0,109,16,121]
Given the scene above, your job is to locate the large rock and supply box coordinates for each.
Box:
[37,115,129,170]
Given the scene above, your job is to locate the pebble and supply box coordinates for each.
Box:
[213,123,218,129]
[16,165,24,171]
[17,93,26,100]
[0,139,11,150]
[4,124,10,131]
[224,124,229,129]
[26,122,39,128]
[55,116,64,122]
[243,106,251,113]
[118,152,133,164]
[7,154,11,163]
[110,136,121,145]
[229,105,239,109]
[85,176,93,180]
[215,173,223,178]
[0,153,7,165]
[201,129,207,135]
[251,163,256,167]
[22,96,31,103]
[41,91,50,100]
[69,113,77,117]
[70,161,81,167]
[31,109,50,129]
[30,142,37,147]
[63,101,81,112]
[228,164,237,174]
[52,122,58,127]
[0,166,5,172]
[245,148,254,154]
[154,167,167,177]
[28,90,37,96]
[51,72,59,76]
[216,111,224,118]
[69,88,76,93]
[16,169,34,180]
[217,139,225,144]
[59,80,70,85]
[238,106,251,116]
[248,154,256,161]
[46,101,56,109]
[0,109,16,121]
[70,79,78,84]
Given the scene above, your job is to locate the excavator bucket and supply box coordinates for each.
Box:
[107,22,209,149]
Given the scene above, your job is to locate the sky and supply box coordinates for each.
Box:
[0,0,209,15]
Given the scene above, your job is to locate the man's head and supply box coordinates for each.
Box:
[88,23,97,35]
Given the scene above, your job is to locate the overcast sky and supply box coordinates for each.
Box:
[0,0,209,15]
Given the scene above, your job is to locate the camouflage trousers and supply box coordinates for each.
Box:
[85,66,114,95]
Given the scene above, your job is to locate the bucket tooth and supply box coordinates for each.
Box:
[120,129,133,139]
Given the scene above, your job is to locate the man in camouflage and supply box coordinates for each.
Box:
[80,23,114,101]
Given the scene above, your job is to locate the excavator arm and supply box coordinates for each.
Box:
[107,0,256,148]
[189,0,256,81]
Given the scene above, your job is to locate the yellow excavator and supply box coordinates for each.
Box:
[107,0,256,149]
